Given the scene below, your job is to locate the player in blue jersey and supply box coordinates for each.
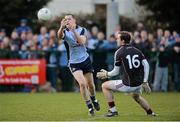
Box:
[57,14,100,116]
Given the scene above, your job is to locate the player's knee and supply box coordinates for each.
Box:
[102,82,108,90]
[79,82,87,89]
[88,82,94,89]
[87,80,93,86]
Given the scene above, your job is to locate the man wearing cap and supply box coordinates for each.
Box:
[16,19,32,35]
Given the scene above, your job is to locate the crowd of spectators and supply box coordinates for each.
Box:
[0,20,179,92]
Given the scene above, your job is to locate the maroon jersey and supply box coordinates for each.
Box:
[115,44,146,87]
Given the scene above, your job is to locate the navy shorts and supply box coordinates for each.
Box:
[69,57,94,74]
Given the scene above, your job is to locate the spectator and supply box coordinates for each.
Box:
[105,34,118,70]
[2,37,11,50]
[140,30,151,59]
[172,31,178,39]
[91,26,99,39]
[0,28,6,43]
[46,37,58,90]
[148,33,157,84]
[136,22,144,32]
[94,31,109,50]
[41,38,49,50]
[10,44,20,59]
[16,19,32,35]
[32,34,39,49]
[156,28,163,45]
[20,31,28,46]
[153,37,171,92]
[49,29,57,39]
[164,30,175,46]
[172,35,180,91]
[19,44,29,59]
[131,31,142,49]
[10,31,21,50]
[37,26,49,45]
[92,31,108,90]
[27,40,39,59]
[87,26,99,50]
[0,37,11,59]
[27,30,34,41]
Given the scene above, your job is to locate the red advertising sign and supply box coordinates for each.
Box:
[0,59,46,85]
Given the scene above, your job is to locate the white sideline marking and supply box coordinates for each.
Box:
[79,113,135,121]
[79,115,105,121]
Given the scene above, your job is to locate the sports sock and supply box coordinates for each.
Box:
[146,108,153,114]
[109,106,117,112]
[86,100,93,109]
[108,101,117,112]
[108,101,115,108]
[90,95,96,102]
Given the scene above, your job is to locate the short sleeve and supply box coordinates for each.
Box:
[80,28,85,35]
[80,28,87,37]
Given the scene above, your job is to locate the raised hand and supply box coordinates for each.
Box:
[60,18,67,28]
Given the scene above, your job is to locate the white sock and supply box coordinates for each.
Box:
[109,106,117,112]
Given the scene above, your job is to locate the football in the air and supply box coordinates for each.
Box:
[37,8,52,21]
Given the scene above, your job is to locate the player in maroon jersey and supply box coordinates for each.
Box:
[97,31,156,117]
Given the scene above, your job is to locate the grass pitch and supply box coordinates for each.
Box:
[0,92,180,121]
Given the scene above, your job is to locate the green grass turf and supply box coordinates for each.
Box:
[0,92,180,121]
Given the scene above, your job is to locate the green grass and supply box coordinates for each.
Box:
[0,92,180,121]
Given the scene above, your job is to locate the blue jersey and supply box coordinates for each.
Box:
[63,26,89,64]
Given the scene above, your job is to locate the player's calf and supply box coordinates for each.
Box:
[132,94,156,116]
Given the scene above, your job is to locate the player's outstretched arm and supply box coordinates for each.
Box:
[107,66,120,77]
[96,66,120,79]
[97,49,121,79]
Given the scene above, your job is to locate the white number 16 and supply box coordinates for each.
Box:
[126,55,140,69]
